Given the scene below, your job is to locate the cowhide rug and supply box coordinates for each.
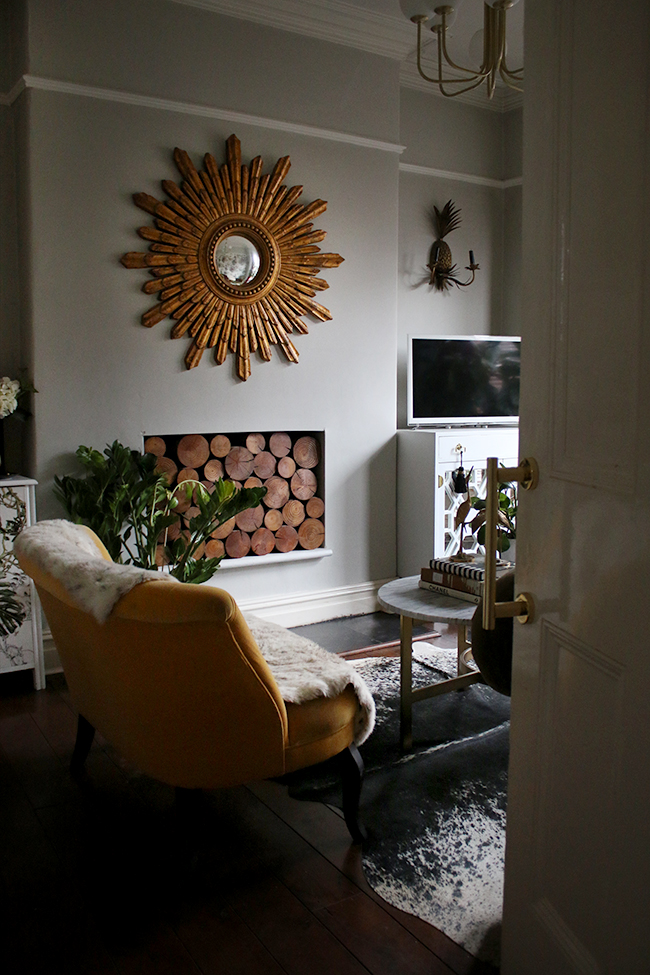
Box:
[282,643,510,969]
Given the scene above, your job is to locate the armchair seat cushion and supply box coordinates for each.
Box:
[284,685,359,772]
[243,614,375,745]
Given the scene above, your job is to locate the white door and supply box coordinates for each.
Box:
[501,1,650,972]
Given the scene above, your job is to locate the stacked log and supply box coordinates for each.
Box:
[144,431,324,560]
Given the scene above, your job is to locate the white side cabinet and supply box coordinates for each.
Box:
[0,476,45,688]
[397,427,519,577]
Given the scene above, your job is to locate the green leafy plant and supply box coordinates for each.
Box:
[469,479,517,556]
[54,441,266,584]
[0,485,28,636]
[0,580,25,637]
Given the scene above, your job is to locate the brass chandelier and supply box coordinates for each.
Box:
[401,0,523,100]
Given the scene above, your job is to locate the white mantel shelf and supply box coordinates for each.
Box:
[218,548,333,570]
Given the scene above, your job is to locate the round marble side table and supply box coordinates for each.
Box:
[377,576,483,750]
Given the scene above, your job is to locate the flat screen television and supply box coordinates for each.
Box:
[407,334,521,426]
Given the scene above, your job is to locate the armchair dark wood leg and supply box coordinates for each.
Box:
[338,742,367,844]
[71,713,95,776]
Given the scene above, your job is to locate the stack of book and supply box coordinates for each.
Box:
[419,557,514,604]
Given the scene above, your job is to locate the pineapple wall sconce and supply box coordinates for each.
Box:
[121,134,344,381]
[427,200,479,292]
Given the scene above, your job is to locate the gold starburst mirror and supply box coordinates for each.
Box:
[121,134,344,380]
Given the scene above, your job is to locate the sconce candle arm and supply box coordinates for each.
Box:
[428,265,478,290]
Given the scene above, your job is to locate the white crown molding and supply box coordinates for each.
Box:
[399,60,523,112]
[400,161,522,189]
[169,0,523,112]
[4,3,523,114]
[15,75,405,154]
[167,0,414,61]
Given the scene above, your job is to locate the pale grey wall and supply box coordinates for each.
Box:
[0,107,20,372]
[503,108,523,181]
[502,109,523,334]
[396,88,522,427]
[503,184,522,334]
[399,87,504,178]
[12,0,400,607]
[3,0,524,609]
[0,3,26,473]
[25,0,400,144]
[0,2,21,374]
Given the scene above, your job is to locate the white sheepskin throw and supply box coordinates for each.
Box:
[15,520,375,745]
[244,613,375,745]
[14,519,171,623]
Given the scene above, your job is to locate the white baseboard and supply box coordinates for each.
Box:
[237,578,391,627]
[43,578,393,673]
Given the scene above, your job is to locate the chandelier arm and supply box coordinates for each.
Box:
[500,59,524,81]
[436,11,489,78]
[415,17,448,85]
[437,75,491,98]
[415,19,483,87]
[498,66,523,92]
[496,6,523,88]
[411,4,523,99]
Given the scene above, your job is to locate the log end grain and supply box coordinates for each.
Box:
[235,504,264,533]
[225,446,254,480]
[293,435,320,469]
[225,530,251,559]
[306,496,325,519]
[275,524,298,553]
[210,434,231,457]
[291,468,317,500]
[246,433,266,454]
[263,475,290,509]
[269,432,292,457]
[251,527,275,556]
[177,433,210,469]
[297,518,325,550]
[144,436,167,457]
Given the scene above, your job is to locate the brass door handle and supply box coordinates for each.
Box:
[482,456,538,630]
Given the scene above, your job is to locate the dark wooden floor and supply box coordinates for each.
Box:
[0,614,495,975]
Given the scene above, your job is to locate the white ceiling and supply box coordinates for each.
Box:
[172,0,524,109]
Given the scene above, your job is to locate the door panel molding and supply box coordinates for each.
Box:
[532,619,624,966]
[532,897,600,975]
[549,0,642,493]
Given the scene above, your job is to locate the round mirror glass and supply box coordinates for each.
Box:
[213,234,261,286]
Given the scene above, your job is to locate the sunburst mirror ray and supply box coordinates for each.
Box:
[121,134,344,380]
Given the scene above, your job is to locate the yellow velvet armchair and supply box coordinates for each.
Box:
[15,521,373,842]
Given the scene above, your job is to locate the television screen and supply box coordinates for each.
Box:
[408,335,521,426]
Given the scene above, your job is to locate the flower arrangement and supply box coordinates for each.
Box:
[0,374,36,420]
[0,374,36,477]
[0,378,20,419]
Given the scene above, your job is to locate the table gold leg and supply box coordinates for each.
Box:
[400,614,413,750]
[457,623,470,675]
